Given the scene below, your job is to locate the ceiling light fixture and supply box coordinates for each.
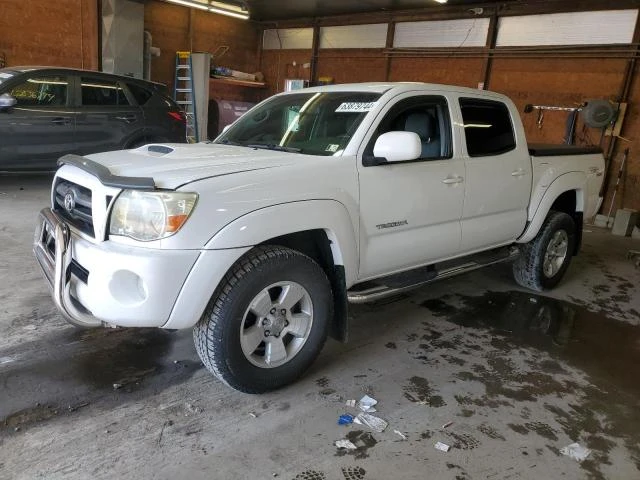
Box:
[434,0,448,4]
[164,0,250,20]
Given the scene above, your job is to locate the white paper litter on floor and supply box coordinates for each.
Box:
[335,439,357,450]
[434,441,451,452]
[354,413,388,433]
[560,443,591,462]
[346,399,356,407]
[358,395,378,412]
[394,430,407,440]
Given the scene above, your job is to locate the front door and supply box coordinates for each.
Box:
[74,75,144,154]
[357,94,465,280]
[458,97,531,252]
[0,73,74,170]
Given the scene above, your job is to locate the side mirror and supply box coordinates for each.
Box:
[373,131,422,163]
[0,93,17,111]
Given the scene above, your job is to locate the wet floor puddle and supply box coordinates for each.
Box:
[417,290,640,478]
[0,327,200,431]
[421,290,640,397]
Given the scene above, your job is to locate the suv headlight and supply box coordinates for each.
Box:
[109,190,198,241]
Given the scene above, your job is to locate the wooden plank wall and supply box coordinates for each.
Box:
[0,0,99,70]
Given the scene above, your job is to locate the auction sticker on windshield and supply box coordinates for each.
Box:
[335,102,377,113]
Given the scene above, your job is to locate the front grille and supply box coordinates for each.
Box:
[53,179,95,237]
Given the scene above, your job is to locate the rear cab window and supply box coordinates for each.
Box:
[459,98,516,157]
[127,83,153,105]
[80,77,130,106]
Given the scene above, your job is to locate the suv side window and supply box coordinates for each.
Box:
[459,98,516,157]
[127,83,153,105]
[9,75,68,106]
[81,77,130,106]
[365,95,452,163]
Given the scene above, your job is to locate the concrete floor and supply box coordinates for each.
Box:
[1,174,639,480]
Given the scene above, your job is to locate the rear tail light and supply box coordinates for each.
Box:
[168,111,186,123]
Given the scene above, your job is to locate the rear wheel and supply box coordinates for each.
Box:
[513,211,576,291]
[193,246,332,393]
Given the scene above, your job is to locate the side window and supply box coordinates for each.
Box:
[459,98,516,157]
[366,96,451,161]
[81,77,130,106]
[127,83,153,105]
[9,75,68,106]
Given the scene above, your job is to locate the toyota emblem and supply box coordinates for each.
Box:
[63,192,76,212]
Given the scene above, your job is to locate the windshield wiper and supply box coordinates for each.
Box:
[246,143,301,153]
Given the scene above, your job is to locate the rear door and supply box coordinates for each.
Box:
[0,73,74,170]
[74,75,144,154]
[458,97,531,252]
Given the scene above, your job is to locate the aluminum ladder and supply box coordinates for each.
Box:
[174,51,198,142]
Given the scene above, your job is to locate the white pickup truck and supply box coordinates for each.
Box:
[34,83,605,392]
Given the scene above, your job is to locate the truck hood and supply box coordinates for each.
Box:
[85,143,302,189]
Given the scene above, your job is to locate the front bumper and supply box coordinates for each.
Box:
[33,208,205,328]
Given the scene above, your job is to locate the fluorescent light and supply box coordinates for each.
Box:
[166,0,208,11]
[434,0,448,3]
[164,0,249,19]
[209,6,249,19]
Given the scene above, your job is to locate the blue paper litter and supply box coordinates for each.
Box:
[338,414,354,425]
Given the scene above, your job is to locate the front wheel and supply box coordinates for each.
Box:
[513,211,576,291]
[194,246,332,393]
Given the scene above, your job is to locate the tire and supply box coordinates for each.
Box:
[513,211,576,291]
[193,245,332,393]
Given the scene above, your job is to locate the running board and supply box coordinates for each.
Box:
[347,247,519,304]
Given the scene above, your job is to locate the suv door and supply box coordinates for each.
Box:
[74,75,144,154]
[357,94,465,279]
[0,73,74,170]
[458,97,531,252]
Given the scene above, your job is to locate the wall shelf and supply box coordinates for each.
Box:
[210,76,266,88]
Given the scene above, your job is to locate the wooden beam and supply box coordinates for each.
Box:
[480,11,498,90]
[259,0,640,28]
[309,23,320,85]
[384,21,395,81]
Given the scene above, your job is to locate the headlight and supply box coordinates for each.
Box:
[109,190,198,241]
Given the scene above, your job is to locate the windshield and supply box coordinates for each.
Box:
[215,91,382,156]
[0,68,19,86]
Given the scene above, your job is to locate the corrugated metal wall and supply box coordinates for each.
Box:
[497,10,638,46]
[394,18,490,48]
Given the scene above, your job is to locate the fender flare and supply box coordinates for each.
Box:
[518,172,586,244]
[205,200,359,286]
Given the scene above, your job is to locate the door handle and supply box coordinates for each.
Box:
[51,117,71,126]
[511,169,527,177]
[442,175,464,185]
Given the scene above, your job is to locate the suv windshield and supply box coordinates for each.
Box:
[215,91,382,156]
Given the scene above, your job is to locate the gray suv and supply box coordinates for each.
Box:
[0,67,187,171]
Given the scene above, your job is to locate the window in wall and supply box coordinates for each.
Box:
[366,95,452,161]
[459,98,516,157]
[81,78,130,106]
[10,76,68,106]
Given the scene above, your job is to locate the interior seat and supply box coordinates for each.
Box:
[404,112,441,158]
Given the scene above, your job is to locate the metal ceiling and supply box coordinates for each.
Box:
[244,0,519,21]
